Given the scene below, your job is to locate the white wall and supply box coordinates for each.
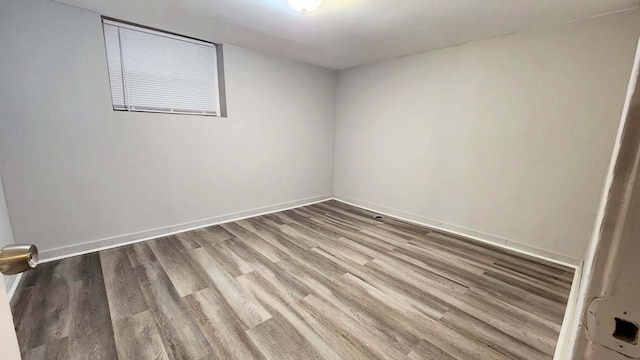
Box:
[2,0,639,264]
[0,0,336,258]
[0,175,16,292]
[334,10,640,262]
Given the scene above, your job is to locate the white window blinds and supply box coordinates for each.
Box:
[102,19,220,116]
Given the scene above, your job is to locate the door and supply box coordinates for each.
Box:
[0,275,21,359]
[570,37,640,359]
[0,163,23,358]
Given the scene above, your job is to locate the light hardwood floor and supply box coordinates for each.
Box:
[11,200,575,360]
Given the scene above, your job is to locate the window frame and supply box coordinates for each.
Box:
[101,17,227,117]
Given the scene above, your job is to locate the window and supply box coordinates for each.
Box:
[102,19,225,116]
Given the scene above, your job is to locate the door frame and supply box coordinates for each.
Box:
[567,36,640,359]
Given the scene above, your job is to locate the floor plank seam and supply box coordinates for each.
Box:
[12,200,574,360]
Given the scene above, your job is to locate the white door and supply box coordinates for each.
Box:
[0,169,22,358]
[0,275,21,359]
[571,37,640,359]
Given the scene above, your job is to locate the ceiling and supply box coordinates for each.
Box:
[55,0,640,69]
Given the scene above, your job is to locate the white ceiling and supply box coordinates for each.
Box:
[55,0,639,69]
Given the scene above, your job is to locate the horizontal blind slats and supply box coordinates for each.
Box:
[102,20,219,115]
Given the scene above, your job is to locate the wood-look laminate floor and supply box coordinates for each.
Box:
[11,200,575,360]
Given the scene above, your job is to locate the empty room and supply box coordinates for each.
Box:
[2,0,640,359]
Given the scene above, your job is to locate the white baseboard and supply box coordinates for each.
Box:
[29,191,584,357]
[333,195,582,268]
[554,264,584,360]
[38,193,581,268]
[331,195,583,360]
[31,192,582,358]
[39,194,332,262]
